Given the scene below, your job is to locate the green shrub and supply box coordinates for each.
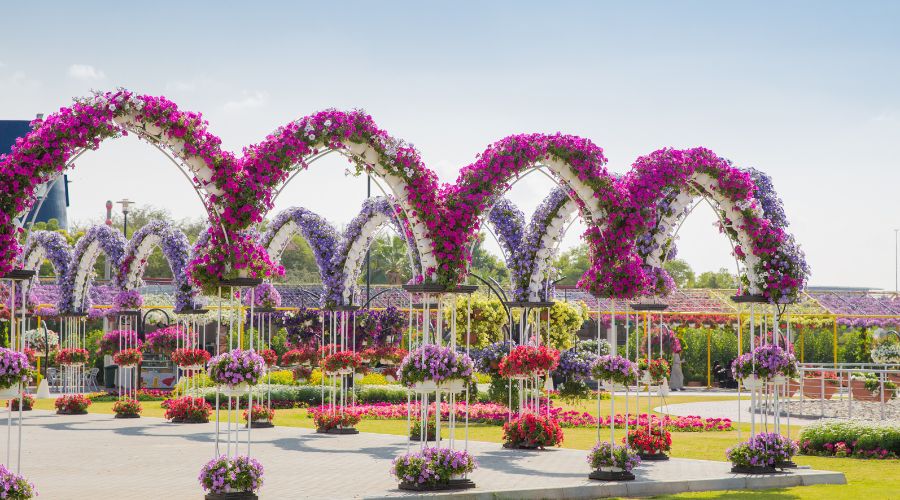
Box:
[798,421,900,458]
[358,373,388,385]
[172,373,216,396]
[356,384,408,404]
[265,370,296,386]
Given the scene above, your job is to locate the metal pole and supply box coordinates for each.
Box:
[365,175,371,303]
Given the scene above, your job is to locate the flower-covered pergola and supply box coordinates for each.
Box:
[0,89,808,306]
[117,220,194,311]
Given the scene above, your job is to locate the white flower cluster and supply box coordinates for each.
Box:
[544,156,604,222]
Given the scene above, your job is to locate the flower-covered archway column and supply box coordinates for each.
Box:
[117,220,195,311]
[444,133,643,297]
[59,225,126,312]
[260,206,341,305]
[623,147,808,302]
[20,230,72,282]
[239,109,442,282]
[336,197,421,304]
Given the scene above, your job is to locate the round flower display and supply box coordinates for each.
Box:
[144,326,189,354]
[727,432,798,469]
[207,349,266,388]
[199,455,264,496]
[322,351,362,375]
[56,348,89,366]
[113,398,142,417]
[97,330,141,356]
[587,441,641,473]
[0,464,36,499]
[281,348,315,367]
[591,355,639,386]
[502,414,564,449]
[625,426,672,456]
[170,348,210,368]
[243,282,281,309]
[731,344,798,388]
[0,348,31,390]
[398,345,475,391]
[391,448,476,487]
[638,358,670,384]
[112,348,143,367]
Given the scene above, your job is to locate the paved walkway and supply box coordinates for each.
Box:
[8,411,842,499]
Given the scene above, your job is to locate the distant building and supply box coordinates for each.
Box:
[0,119,69,230]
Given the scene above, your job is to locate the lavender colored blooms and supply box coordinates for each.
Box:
[207,349,266,386]
[391,447,476,485]
[0,348,31,389]
[0,463,36,499]
[399,344,475,386]
[21,230,71,280]
[726,432,797,468]
[591,354,639,385]
[731,344,798,380]
[587,441,641,472]
[472,340,515,375]
[243,282,281,308]
[198,455,264,494]
[119,220,195,311]
[58,225,126,313]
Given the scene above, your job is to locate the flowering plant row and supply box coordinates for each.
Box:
[207,349,266,387]
[499,345,560,379]
[391,448,476,487]
[56,348,89,366]
[199,455,264,495]
[0,348,31,389]
[502,414,564,449]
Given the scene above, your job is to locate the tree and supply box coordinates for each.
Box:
[469,233,508,285]
[277,236,322,284]
[366,234,412,285]
[693,268,739,289]
[663,259,696,288]
[553,244,590,285]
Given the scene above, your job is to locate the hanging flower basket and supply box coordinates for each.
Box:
[0,348,29,401]
[208,349,266,395]
[280,348,315,367]
[637,358,670,386]
[398,345,474,393]
[113,348,143,367]
[731,344,798,391]
[391,448,477,491]
[56,347,89,367]
[322,351,362,376]
[498,345,560,379]
[591,355,638,390]
[587,441,641,481]
[97,330,141,356]
[144,326,189,355]
[199,455,264,500]
[171,348,211,370]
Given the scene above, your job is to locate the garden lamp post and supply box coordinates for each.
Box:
[117,198,134,238]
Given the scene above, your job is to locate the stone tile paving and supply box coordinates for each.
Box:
[11,411,843,499]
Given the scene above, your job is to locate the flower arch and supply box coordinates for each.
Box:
[117,220,194,311]
[444,134,642,297]
[59,225,126,312]
[336,196,421,304]
[623,147,808,302]
[20,230,72,280]
[260,206,341,304]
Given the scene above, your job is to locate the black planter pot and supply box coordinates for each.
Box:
[114,413,141,419]
[205,492,258,500]
[589,469,636,481]
[774,460,798,468]
[171,418,209,424]
[317,427,359,435]
[398,478,476,491]
[502,442,545,450]
[246,421,274,429]
[56,410,88,415]
[639,452,669,461]
[731,465,782,474]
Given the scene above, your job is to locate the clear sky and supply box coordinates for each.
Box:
[1,1,898,289]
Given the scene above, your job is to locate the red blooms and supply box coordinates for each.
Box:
[55,394,92,414]
[625,426,672,454]
[163,396,212,423]
[258,349,278,367]
[242,404,275,423]
[499,345,560,378]
[321,351,362,374]
[281,348,315,366]
[112,348,143,367]
[311,409,361,431]
[170,348,211,368]
[502,414,564,449]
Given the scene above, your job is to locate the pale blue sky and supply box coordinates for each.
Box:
[1,1,898,289]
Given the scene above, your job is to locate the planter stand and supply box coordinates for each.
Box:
[731,465,783,474]
[398,478,476,492]
[205,492,258,500]
[589,469,635,481]
[317,427,359,435]
[114,413,140,419]
[247,420,274,429]
[638,452,669,461]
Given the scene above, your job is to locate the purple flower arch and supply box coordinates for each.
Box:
[117,220,195,311]
[20,230,72,281]
[336,196,421,304]
[622,147,808,302]
[59,225,126,313]
[260,206,341,305]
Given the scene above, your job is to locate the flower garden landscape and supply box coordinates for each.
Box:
[0,29,898,497]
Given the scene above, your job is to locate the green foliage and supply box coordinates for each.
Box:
[85,329,104,362]
[355,384,408,404]
[172,372,215,396]
[271,328,289,356]
[469,232,509,285]
[275,235,322,284]
[693,268,738,289]
[265,370,296,385]
[553,244,589,285]
[446,293,507,348]
[678,329,739,384]
[663,259,696,288]
[366,234,412,285]
[486,377,518,405]
[358,372,388,385]
[799,421,900,455]
[555,378,592,404]
[536,300,588,350]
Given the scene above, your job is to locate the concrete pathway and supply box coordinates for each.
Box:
[8,411,842,499]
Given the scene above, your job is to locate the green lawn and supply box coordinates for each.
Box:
[32,395,899,499]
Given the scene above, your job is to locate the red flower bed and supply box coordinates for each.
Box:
[55,394,92,414]
[242,404,275,423]
[502,413,564,449]
[499,345,560,378]
[163,396,212,423]
[625,426,672,454]
[312,410,361,431]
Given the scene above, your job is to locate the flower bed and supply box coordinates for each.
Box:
[587,441,641,480]
[113,398,142,418]
[625,426,671,459]
[502,414,564,449]
[391,448,476,490]
[7,393,34,411]
[591,355,638,386]
[208,349,266,389]
[498,345,560,379]
[798,421,899,459]
[727,432,798,472]
[56,347,89,366]
[163,396,212,423]
[0,463,36,499]
[55,394,92,415]
[199,455,263,498]
[97,330,141,355]
[398,345,474,391]
[322,351,362,375]
[171,348,210,368]
[113,348,143,367]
